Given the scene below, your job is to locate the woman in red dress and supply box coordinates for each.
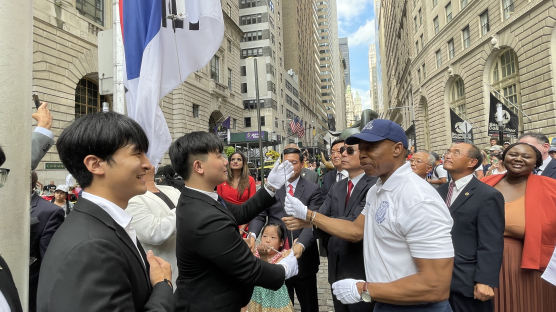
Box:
[217,151,256,236]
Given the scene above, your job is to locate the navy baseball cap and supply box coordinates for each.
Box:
[345,119,408,148]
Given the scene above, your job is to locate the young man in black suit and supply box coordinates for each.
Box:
[440,143,505,312]
[321,139,346,197]
[170,132,298,312]
[249,147,323,312]
[0,146,23,312]
[37,112,174,312]
[286,142,377,312]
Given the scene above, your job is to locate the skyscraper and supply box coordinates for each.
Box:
[368,44,379,112]
[339,37,351,87]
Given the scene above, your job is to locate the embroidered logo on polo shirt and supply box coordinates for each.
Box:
[375,201,389,224]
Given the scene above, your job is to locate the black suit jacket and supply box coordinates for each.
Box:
[316,175,376,284]
[438,177,505,297]
[0,254,23,312]
[542,158,556,179]
[36,198,173,312]
[175,187,285,312]
[249,177,323,278]
[29,194,64,312]
[321,169,338,199]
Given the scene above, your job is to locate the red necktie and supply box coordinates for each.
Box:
[445,181,455,207]
[288,184,294,196]
[345,180,354,207]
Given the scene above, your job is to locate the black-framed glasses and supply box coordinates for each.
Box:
[0,168,10,188]
[340,146,358,155]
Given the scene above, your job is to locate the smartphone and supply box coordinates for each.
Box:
[33,94,41,109]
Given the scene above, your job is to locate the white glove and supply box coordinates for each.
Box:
[284,193,307,220]
[332,279,364,304]
[277,250,299,279]
[266,160,294,190]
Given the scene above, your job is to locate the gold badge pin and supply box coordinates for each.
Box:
[465,192,470,196]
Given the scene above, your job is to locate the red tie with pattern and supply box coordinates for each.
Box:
[445,181,455,207]
[345,180,354,207]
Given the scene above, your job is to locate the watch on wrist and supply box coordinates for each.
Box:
[361,282,372,303]
[266,184,277,193]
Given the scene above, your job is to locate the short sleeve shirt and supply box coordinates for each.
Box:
[361,163,454,283]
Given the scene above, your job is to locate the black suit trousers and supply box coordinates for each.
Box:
[449,292,493,312]
[286,273,318,312]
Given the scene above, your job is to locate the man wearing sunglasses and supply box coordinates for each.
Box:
[284,140,377,312]
[0,146,24,312]
[284,119,454,311]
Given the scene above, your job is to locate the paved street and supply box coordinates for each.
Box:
[293,256,335,312]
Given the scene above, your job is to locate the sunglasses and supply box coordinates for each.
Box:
[340,146,358,155]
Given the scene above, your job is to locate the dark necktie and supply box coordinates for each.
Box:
[337,172,343,182]
[345,180,354,207]
[445,181,456,207]
[218,196,228,209]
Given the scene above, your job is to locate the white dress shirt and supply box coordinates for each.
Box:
[447,174,474,206]
[81,192,145,266]
[538,156,552,174]
[0,291,9,312]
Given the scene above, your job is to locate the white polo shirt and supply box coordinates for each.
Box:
[361,163,454,283]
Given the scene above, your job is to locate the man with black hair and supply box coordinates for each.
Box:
[248,147,323,312]
[440,143,504,312]
[37,112,174,312]
[518,132,556,179]
[170,131,298,312]
[321,139,346,198]
[0,146,24,312]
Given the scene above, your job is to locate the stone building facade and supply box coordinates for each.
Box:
[379,0,556,153]
[32,0,243,182]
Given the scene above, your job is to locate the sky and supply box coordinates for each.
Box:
[336,0,376,110]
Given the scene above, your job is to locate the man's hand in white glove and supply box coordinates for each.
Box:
[284,193,308,220]
[266,160,294,190]
[331,279,364,304]
[277,249,299,279]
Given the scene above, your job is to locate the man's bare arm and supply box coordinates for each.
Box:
[283,211,365,243]
[358,257,453,304]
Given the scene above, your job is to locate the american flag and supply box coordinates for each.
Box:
[290,117,298,134]
[297,120,305,138]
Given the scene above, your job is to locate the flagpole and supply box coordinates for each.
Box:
[113,0,125,113]
[254,57,264,184]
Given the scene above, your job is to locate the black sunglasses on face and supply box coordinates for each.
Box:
[340,146,358,155]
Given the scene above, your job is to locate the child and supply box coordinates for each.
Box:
[247,223,294,312]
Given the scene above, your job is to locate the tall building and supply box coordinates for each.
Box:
[368,44,379,112]
[31,0,243,182]
[339,37,351,87]
[353,90,362,123]
[379,0,556,152]
[345,85,357,126]
[283,0,327,145]
[238,0,287,150]
[316,0,346,130]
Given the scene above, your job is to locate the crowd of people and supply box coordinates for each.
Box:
[0,104,555,312]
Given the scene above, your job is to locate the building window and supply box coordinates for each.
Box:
[227,39,232,53]
[415,41,419,54]
[445,2,452,23]
[449,77,466,119]
[433,0,438,7]
[491,48,520,114]
[241,83,247,93]
[232,118,237,130]
[275,117,278,128]
[210,56,220,82]
[462,26,470,49]
[420,34,424,49]
[192,104,199,118]
[480,10,490,36]
[75,77,108,118]
[260,116,265,126]
[448,39,455,59]
[76,0,104,25]
[417,68,422,83]
[414,16,418,32]
[227,68,232,90]
[240,66,246,76]
[461,0,468,9]
[502,0,514,20]
[433,16,439,34]
[244,117,252,128]
[435,49,442,68]
[422,63,426,78]
[419,9,423,26]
